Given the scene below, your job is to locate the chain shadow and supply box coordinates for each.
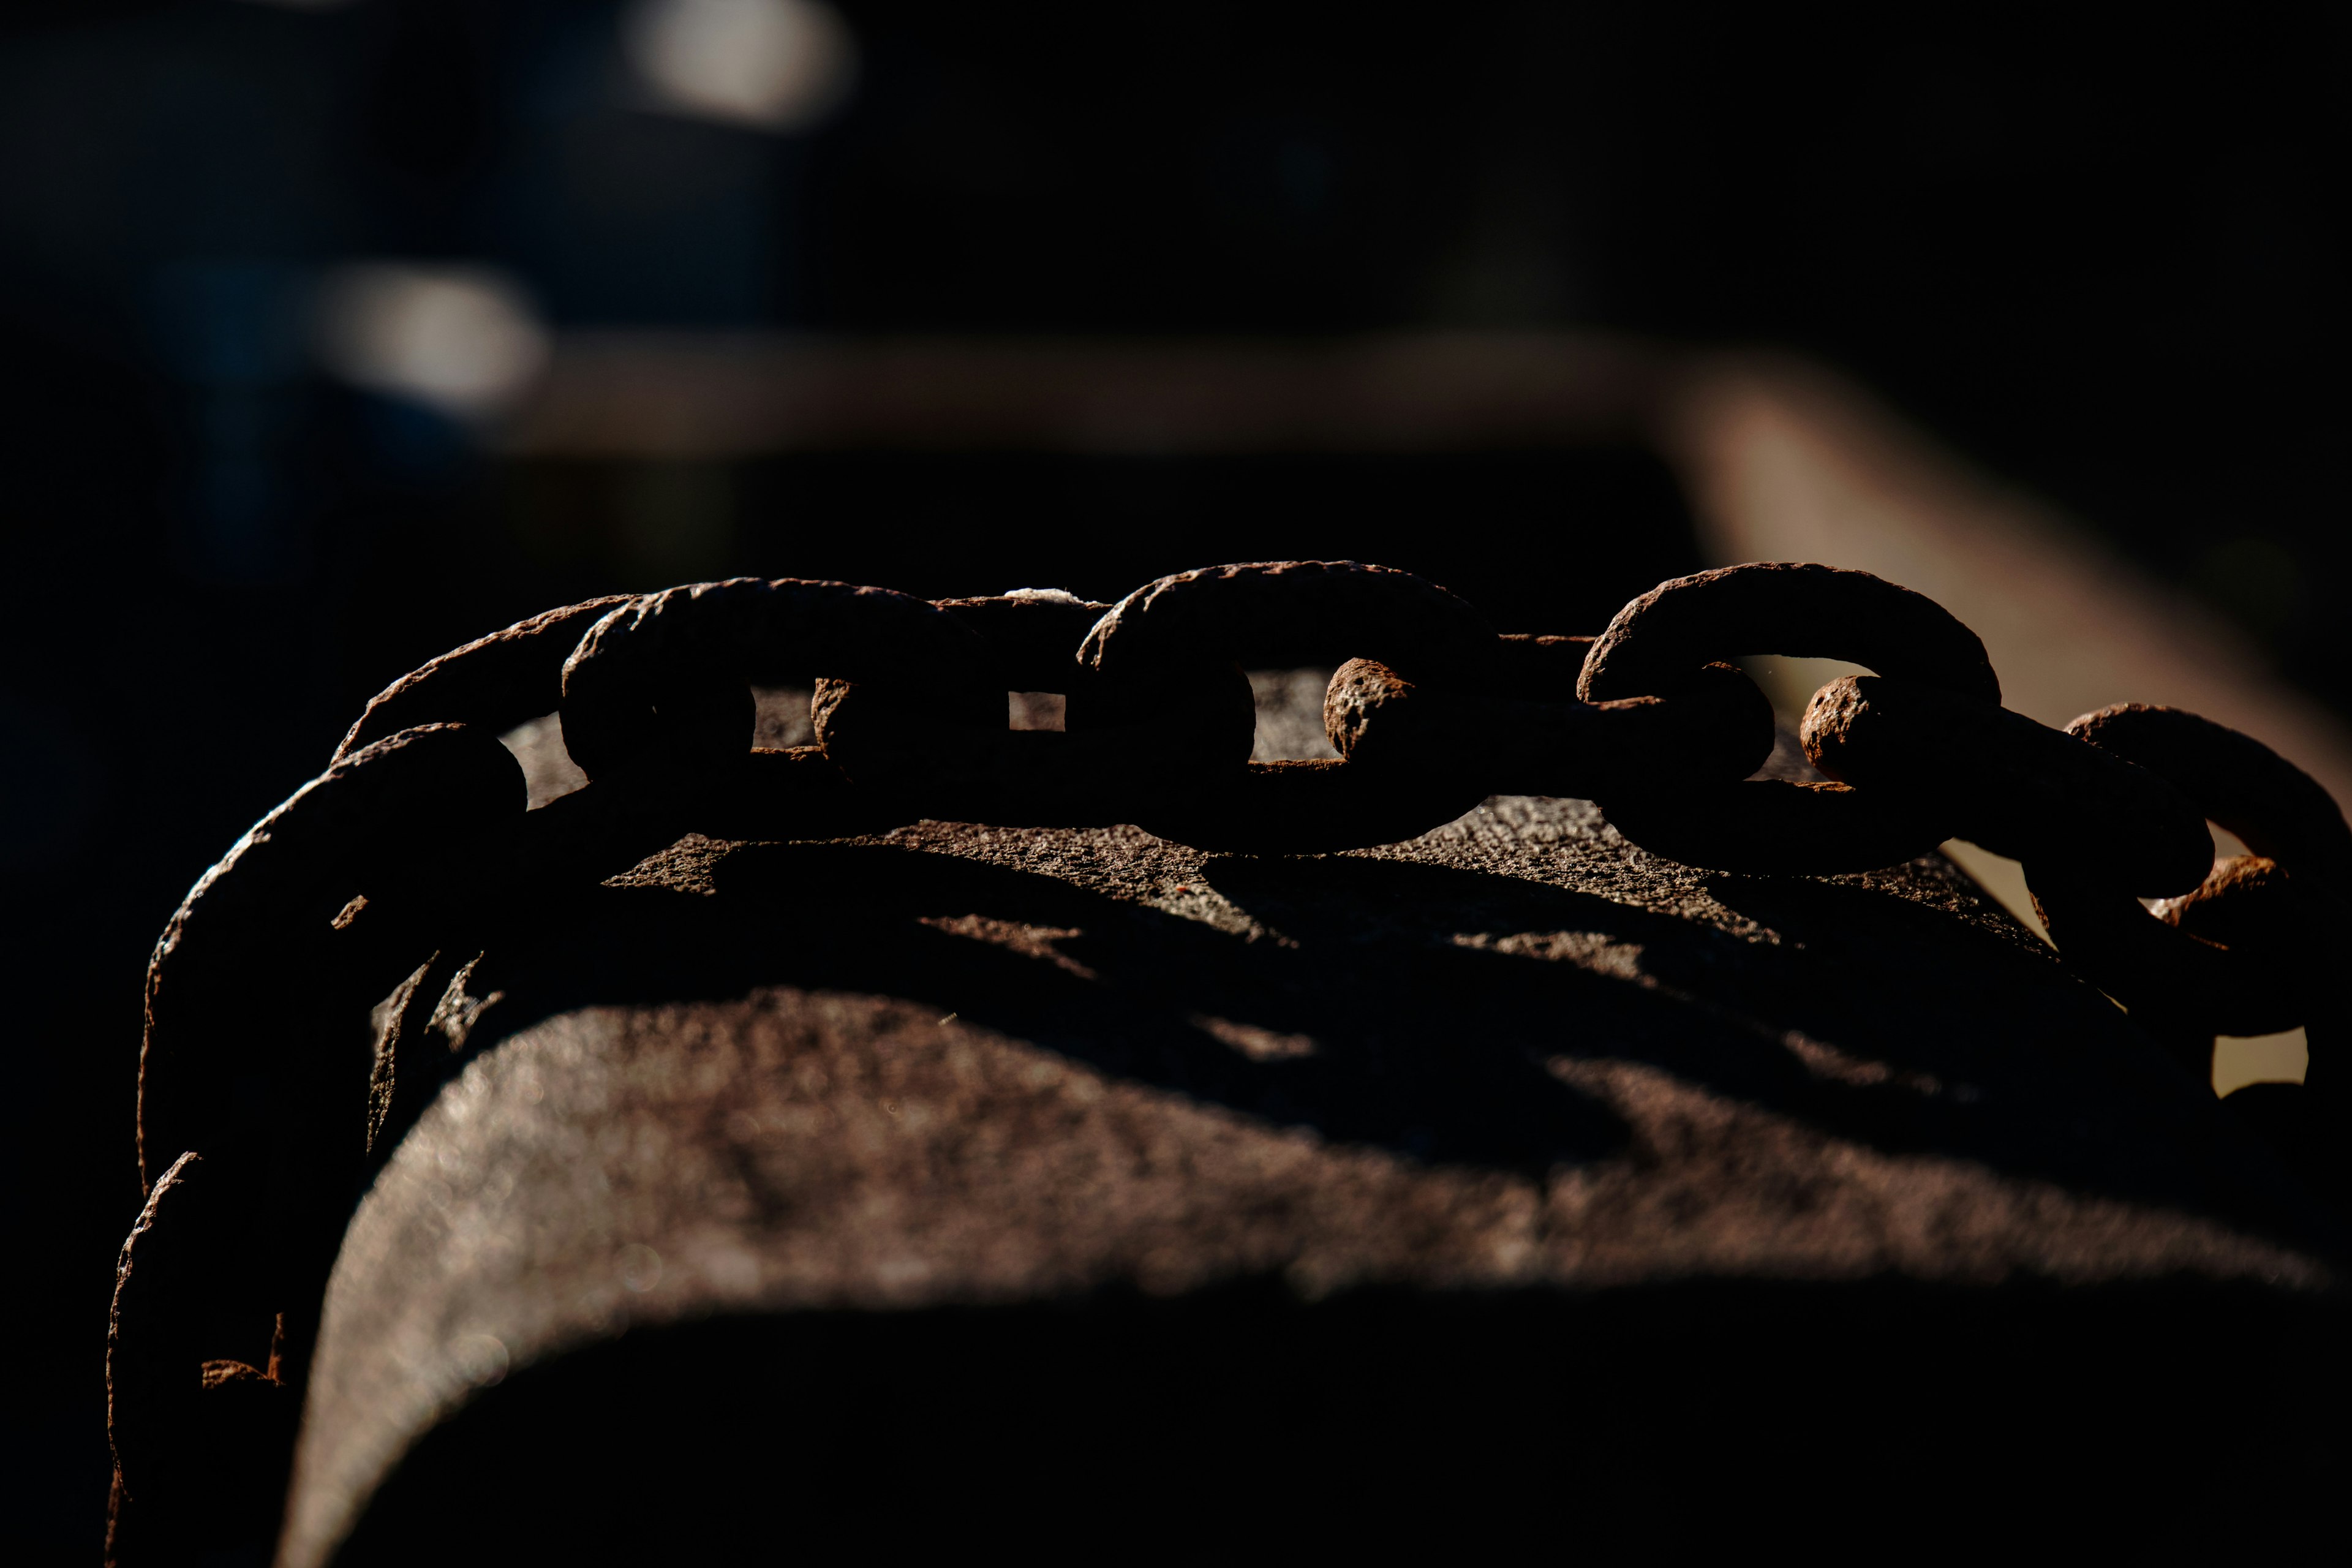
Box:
[1191,852,2337,1242]
[460,840,1649,1177]
[437,837,2331,1246]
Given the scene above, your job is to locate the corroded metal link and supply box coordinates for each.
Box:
[1803,676,2212,897]
[2158,855,2332,956]
[1073,556,1501,788]
[809,672,1201,804]
[809,677,975,790]
[2070,705,2352,889]
[2026,704,2352,1041]
[1325,657,1774,799]
[933,590,1112,691]
[941,586,1259,782]
[1060,658,1261,777]
[1578,561,2001,707]
[1493,633,1595,698]
[562,578,1001,781]
[835,563,1509,848]
[106,1151,301,1564]
[820,589,1255,816]
[135,737,898,1446]
[140,724,525,1194]
[2152,856,2352,1040]
[2028,866,2312,1039]
[336,597,630,762]
[1575,564,2000,873]
[1071,561,1503,848]
[122,722,531,1558]
[1082,560,1501,688]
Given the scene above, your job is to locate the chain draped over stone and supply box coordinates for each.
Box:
[108,556,2352,1564]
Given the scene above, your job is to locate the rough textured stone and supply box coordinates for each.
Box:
[280,773,2347,1562]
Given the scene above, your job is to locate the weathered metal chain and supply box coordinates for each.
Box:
[107,556,2352,1561]
[145,553,2352,1194]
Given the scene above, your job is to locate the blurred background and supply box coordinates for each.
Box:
[3,2,2344,1553]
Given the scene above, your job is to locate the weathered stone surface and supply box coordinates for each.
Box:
[284,789,2345,1562]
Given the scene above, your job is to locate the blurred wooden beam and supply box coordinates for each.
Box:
[498,330,1668,458]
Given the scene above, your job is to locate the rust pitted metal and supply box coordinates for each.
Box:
[2158,855,2331,956]
[934,589,1111,692]
[2067,704,2352,889]
[1080,560,1500,688]
[560,578,998,780]
[336,597,630,762]
[2149,855,2352,1035]
[119,725,534,1565]
[1325,657,1773,799]
[835,587,1240,802]
[1062,656,1259,774]
[1492,632,1595,698]
[2028,866,2316,1041]
[1577,562,2001,706]
[1574,565,2003,874]
[1321,657,1425,761]
[808,675,982,791]
[139,723,525,1194]
[2027,704,2352,1044]
[106,1151,301,1565]
[1074,562,1502,849]
[1804,676,2212,897]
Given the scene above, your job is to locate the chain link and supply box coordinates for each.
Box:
[107,554,2352,1559]
[2027,704,2352,1049]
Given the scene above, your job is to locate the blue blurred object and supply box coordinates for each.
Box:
[360,391,472,480]
[151,258,319,580]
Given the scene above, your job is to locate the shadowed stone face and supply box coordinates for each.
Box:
[279,692,2342,1563]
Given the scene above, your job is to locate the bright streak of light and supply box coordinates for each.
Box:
[622,0,859,132]
[314,264,551,422]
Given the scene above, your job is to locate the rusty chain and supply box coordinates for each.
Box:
[107,557,2352,1561]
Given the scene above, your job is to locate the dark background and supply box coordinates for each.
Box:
[3,2,2343,1554]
